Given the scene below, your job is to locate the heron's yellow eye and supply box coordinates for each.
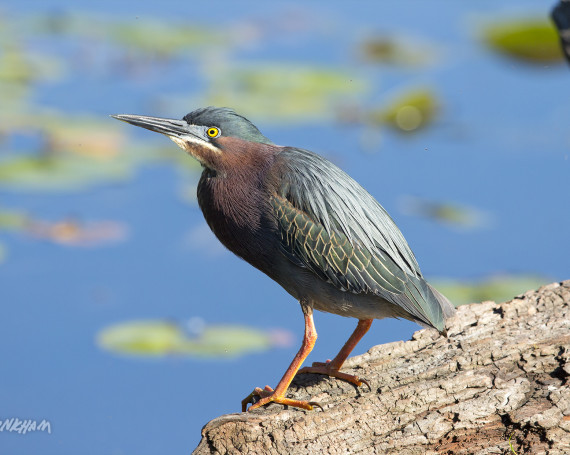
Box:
[207,127,220,138]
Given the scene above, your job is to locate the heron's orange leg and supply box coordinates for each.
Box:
[299,318,372,388]
[242,310,321,412]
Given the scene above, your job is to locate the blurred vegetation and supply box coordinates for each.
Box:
[370,88,439,132]
[0,209,28,231]
[26,13,225,57]
[432,275,551,307]
[198,64,367,122]
[28,219,128,247]
[0,110,202,191]
[0,45,64,85]
[359,35,436,66]
[0,208,127,246]
[398,196,490,229]
[97,319,290,358]
[338,87,440,140]
[482,18,564,64]
[0,154,134,191]
[110,21,222,57]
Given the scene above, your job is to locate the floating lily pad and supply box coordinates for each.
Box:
[360,35,436,66]
[483,18,563,63]
[0,208,127,246]
[431,275,551,307]
[0,45,64,85]
[398,196,490,229]
[0,110,128,153]
[0,154,135,191]
[0,108,201,192]
[27,219,128,247]
[44,122,126,160]
[110,21,222,57]
[193,64,367,122]
[97,319,288,358]
[370,88,438,132]
[30,12,224,54]
[0,109,179,192]
[0,209,28,231]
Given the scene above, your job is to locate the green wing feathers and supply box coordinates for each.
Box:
[272,193,449,330]
[269,146,456,331]
[272,194,406,295]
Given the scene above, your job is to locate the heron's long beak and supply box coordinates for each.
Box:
[111,114,211,142]
[111,114,196,140]
[112,113,221,167]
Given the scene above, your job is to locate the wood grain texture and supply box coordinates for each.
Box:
[193,281,570,455]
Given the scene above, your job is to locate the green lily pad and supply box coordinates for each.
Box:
[398,196,490,229]
[97,319,285,359]
[0,154,135,192]
[0,45,64,85]
[0,208,128,246]
[483,18,563,63]
[0,108,201,192]
[110,21,222,56]
[370,88,438,132]
[0,209,29,231]
[192,64,367,122]
[0,108,187,192]
[431,275,551,307]
[360,35,436,66]
[20,12,230,63]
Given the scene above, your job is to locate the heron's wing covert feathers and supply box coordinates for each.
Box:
[271,147,451,330]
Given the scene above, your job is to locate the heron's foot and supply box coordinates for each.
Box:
[298,360,370,389]
[241,385,322,412]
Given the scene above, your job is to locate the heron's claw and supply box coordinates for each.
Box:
[241,386,273,412]
[298,361,370,390]
[308,401,324,411]
[242,385,320,412]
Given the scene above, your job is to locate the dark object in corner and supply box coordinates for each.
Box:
[552,0,570,63]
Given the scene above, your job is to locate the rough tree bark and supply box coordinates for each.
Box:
[193,281,570,455]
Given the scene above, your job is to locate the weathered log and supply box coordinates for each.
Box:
[193,281,570,454]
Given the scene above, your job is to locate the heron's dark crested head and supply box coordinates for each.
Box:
[111,107,273,171]
[183,107,272,145]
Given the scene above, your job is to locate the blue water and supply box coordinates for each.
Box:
[1,1,569,454]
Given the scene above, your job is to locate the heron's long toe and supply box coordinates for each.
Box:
[298,361,370,389]
[241,385,321,412]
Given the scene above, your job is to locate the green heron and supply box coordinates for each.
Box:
[112,107,455,412]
